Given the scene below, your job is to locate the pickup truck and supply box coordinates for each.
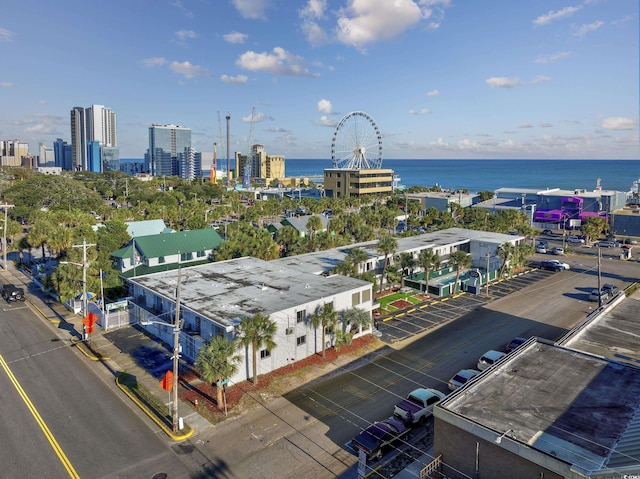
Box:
[393,388,445,425]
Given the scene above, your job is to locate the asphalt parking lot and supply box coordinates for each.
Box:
[377,268,553,345]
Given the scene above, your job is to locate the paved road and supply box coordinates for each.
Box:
[0,274,196,479]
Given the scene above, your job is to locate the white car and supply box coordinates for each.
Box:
[547,259,570,270]
[567,235,585,243]
[448,369,479,391]
[551,247,565,255]
[536,244,547,254]
[477,350,506,371]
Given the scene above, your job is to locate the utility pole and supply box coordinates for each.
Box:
[172,267,182,433]
[72,239,96,339]
[0,203,15,271]
[597,246,602,308]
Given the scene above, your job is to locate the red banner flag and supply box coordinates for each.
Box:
[160,370,174,391]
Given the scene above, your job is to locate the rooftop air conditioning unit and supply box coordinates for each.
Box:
[285,327,294,335]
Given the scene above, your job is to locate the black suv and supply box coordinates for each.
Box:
[1,283,16,299]
[5,286,25,302]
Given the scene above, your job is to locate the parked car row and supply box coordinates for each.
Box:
[540,259,570,271]
[350,337,529,461]
[588,283,619,302]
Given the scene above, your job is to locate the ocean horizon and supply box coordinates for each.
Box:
[119,158,640,194]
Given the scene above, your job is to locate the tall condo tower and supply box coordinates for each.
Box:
[147,124,191,177]
[70,104,117,171]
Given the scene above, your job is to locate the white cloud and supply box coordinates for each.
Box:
[223,31,248,44]
[232,0,269,20]
[141,57,168,67]
[427,89,439,96]
[221,74,248,84]
[175,30,197,42]
[409,108,431,115]
[0,28,14,41]
[519,122,534,128]
[242,111,266,122]
[173,0,194,18]
[486,77,522,88]
[539,123,553,128]
[532,75,551,84]
[25,123,58,134]
[1,82,14,88]
[601,117,637,130]
[314,115,337,127]
[573,21,604,37]
[533,6,581,26]
[169,61,208,78]
[317,99,333,114]
[534,51,570,63]
[299,0,330,46]
[335,0,425,51]
[236,47,317,77]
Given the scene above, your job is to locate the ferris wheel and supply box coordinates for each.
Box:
[331,111,383,169]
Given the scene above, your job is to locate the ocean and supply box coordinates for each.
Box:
[283,159,640,194]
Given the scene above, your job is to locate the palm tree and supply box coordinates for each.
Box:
[376,234,398,293]
[195,336,241,408]
[496,243,515,278]
[346,247,368,275]
[237,313,277,385]
[311,303,338,358]
[340,307,372,334]
[397,252,416,286]
[449,250,472,293]
[418,249,441,293]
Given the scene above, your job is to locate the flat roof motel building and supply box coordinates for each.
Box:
[127,257,373,384]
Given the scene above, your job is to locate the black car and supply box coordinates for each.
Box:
[541,229,554,236]
[540,260,563,271]
[4,286,25,302]
[1,283,16,299]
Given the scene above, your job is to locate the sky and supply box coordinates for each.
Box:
[1,0,638,161]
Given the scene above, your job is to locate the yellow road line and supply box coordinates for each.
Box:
[0,354,80,479]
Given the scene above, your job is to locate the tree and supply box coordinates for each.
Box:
[397,252,416,284]
[581,217,607,244]
[305,215,323,247]
[418,249,441,293]
[237,313,277,385]
[496,243,515,278]
[340,307,372,334]
[346,247,368,275]
[449,250,472,293]
[311,303,338,359]
[195,336,241,408]
[376,234,398,293]
[333,261,354,277]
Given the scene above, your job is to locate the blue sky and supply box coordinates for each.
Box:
[1,0,638,160]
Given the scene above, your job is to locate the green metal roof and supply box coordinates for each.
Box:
[111,229,224,259]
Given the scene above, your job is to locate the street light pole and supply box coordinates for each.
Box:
[1,203,15,271]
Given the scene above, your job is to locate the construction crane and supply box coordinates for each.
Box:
[243,107,255,189]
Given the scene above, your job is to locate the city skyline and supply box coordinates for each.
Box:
[0,0,638,160]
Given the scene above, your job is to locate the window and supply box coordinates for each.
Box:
[196,250,205,258]
[296,335,306,346]
[352,292,360,306]
[260,349,271,359]
[362,289,371,302]
[296,309,306,323]
[158,256,165,264]
[181,252,193,261]
[195,316,201,332]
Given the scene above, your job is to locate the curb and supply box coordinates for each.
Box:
[116,373,194,441]
[70,337,111,361]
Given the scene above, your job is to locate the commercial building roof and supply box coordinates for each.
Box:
[131,256,371,327]
[559,290,640,368]
[271,227,517,275]
[440,338,640,474]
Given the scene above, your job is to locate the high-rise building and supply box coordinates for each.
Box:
[179,147,201,180]
[70,104,118,171]
[147,124,191,177]
[0,139,30,166]
[38,143,55,166]
[235,144,285,186]
[54,138,73,170]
